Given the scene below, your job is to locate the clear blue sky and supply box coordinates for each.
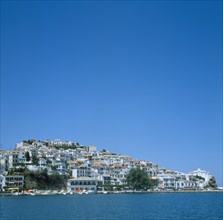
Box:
[1,1,222,185]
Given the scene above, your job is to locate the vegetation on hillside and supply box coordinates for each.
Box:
[23,139,37,145]
[25,151,31,161]
[32,155,39,165]
[194,175,205,181]
[207,176,217,189]
[8,168,67,190]
[54,145,79,150]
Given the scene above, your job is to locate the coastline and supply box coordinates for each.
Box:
[1,189,222,196]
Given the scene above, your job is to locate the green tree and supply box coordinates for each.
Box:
[126,168,149,190]
[148,178,159,189]
[25,151,31,162]
[46,159,52,165]
[208,176,217,189]
[32,155,39,165]
[51,165,58,171]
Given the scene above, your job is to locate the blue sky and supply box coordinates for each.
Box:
[1,1,222,185]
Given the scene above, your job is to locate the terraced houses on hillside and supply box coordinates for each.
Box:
[0,139,214,191]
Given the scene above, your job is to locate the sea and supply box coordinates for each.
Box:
[0,192,222,220]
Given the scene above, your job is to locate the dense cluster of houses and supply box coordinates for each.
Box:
[0,139,213,192]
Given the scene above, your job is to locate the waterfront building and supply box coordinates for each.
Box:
[67,177,100,192]
[2,175,24,191]
[157,174,176,190]
[101,174,111,185]
[175,180,197,190]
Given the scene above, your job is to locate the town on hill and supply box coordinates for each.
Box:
[0,139,218,194]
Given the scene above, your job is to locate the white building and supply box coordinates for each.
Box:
[67,177,99,192]
[175,180,197,190]
[157,174,176,189]
[38,158,47,167]
[0,157,7,175]
[16,142,25,149]
[2,175,24,191]
[72,165,91,178]
[17,150,26,163]
[189,168,212,184]
[0,175,4,190]
[52,162,67,175]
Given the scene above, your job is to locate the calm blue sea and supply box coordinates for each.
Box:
[0,192,222,220]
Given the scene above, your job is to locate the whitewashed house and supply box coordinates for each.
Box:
[157,174,176,190]
[67,177,99,193]
[189,168,212,185]
[72,165,91,178]
[175,180,197,190]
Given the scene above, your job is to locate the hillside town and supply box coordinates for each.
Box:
[0,139,218,194]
